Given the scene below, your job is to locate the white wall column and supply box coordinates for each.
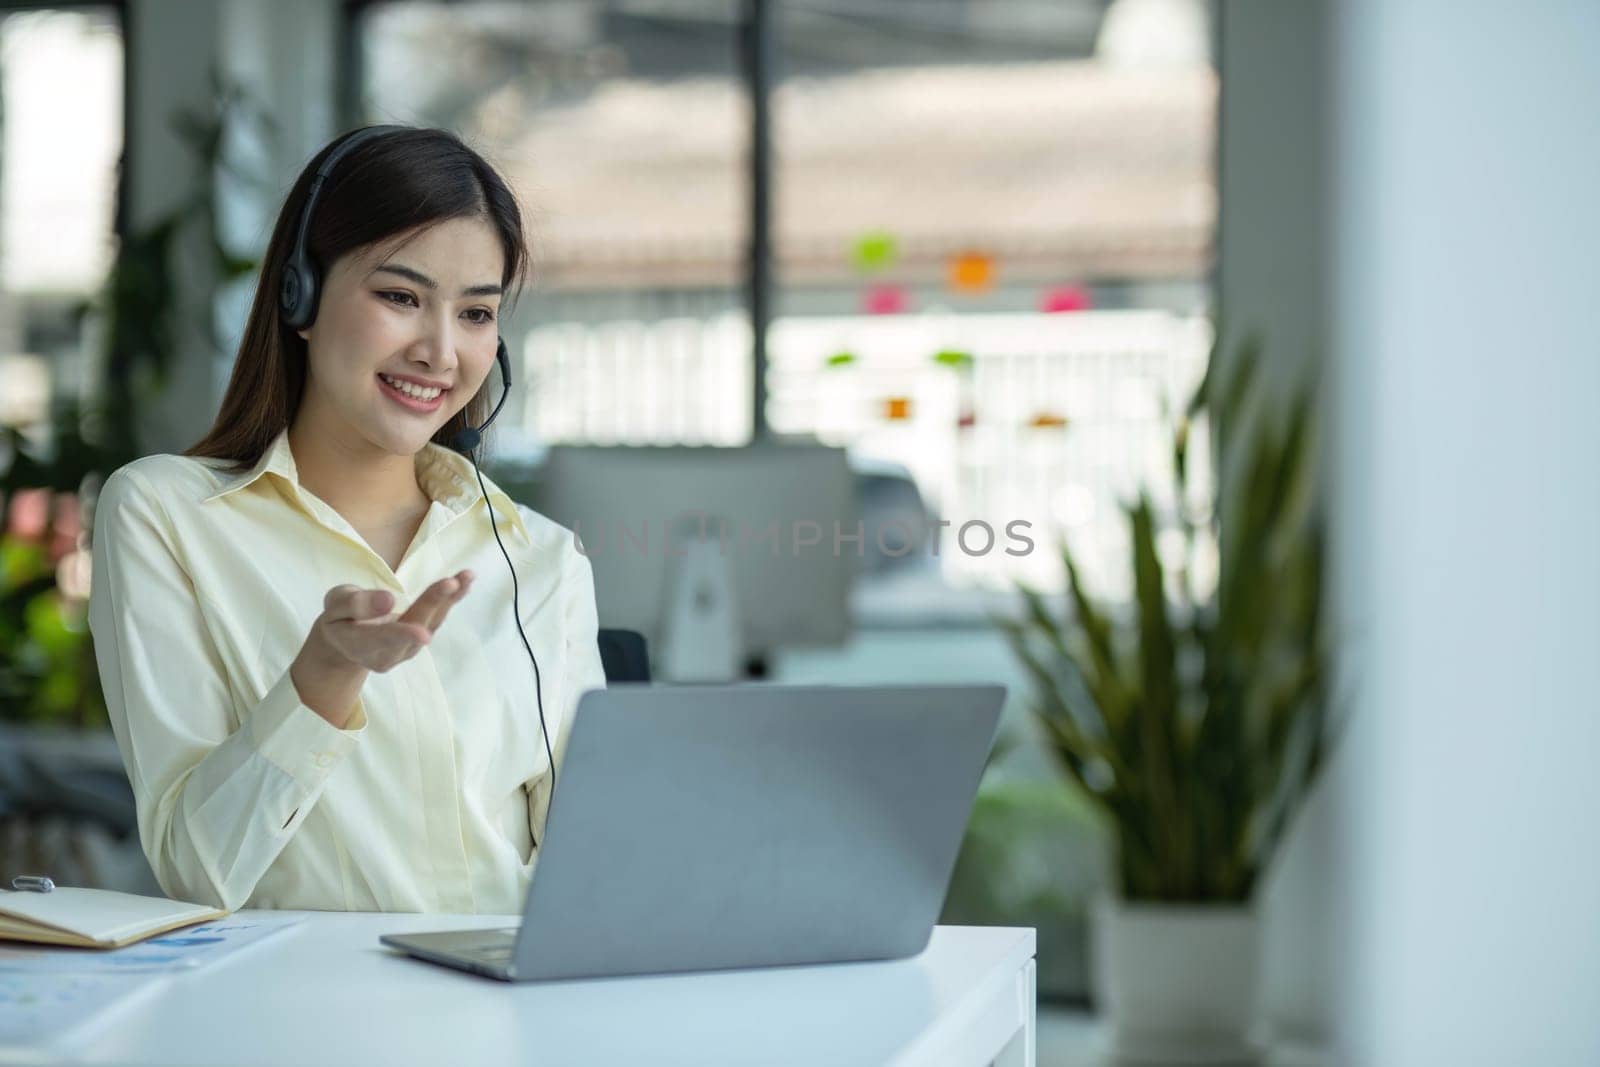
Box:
[1328,2,1600,1062]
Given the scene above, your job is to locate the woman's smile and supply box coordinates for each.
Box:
[377,371,448,413]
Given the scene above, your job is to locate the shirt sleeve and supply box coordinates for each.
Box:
[87,466,369,912]
[527,529,609,846]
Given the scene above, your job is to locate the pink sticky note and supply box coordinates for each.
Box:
[863,284,909,315]
[1041,285,1092,313]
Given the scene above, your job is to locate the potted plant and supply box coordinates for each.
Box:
[993,335,1330,1063]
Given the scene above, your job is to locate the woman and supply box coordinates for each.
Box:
[86,125,606,914]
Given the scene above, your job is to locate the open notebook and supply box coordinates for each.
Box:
[0,887,228,949]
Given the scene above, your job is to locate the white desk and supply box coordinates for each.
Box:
[38,913,1036,1067]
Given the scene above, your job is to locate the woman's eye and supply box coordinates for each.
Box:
[380,291,493,325]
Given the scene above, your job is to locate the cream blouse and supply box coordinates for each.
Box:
[86,427,607,914]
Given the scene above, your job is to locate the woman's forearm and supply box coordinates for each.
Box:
[290,630,369,730]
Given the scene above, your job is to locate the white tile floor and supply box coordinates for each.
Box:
[1034,1007,1334,1066]
[1037,1006,1101,1065]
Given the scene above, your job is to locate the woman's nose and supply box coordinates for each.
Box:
[416,310,462,367]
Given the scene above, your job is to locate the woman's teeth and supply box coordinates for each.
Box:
[379,373,443,400]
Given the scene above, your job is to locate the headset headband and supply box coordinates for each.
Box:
[280,125,409,330]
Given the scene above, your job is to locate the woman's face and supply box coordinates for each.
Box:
[296,215,504,457]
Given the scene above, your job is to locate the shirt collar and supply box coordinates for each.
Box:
[200,427,531,543]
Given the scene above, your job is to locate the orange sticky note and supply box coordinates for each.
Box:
[949,252,995,293]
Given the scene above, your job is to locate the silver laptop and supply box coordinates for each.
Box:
[379,682,1004,982]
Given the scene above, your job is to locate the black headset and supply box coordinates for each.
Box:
[280,125,558,845]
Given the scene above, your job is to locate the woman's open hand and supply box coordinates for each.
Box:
[319,571,475,672]
[291,570,475,727]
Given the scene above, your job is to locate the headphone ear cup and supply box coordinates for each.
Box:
[279,261,318,331]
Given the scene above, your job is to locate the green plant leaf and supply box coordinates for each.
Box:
[1057,541,1131,739]
[1129,494,1189,893]
[993,330,1332,903]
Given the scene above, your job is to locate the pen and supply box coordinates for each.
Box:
[10,875,54,893]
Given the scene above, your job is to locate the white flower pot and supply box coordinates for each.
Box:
[1090,894,1264,1065]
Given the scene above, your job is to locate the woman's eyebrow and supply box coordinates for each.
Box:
[371,263,502,297]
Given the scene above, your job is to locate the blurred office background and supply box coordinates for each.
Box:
[1,1,1595,1064]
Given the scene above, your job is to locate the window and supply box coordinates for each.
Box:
[0,5,124,433]
[349,0,1217,599]
[766,0,1216,597]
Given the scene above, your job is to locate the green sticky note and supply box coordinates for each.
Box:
[932,349,974,370]
[853,232,898,271]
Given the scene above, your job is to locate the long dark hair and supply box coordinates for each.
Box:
[184,125,529,473]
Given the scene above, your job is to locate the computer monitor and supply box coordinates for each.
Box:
[527,443,856,675]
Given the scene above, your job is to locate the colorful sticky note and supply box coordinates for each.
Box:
[931,349,974,370]
[863,284,908,315]
[1027,412,1070,429]
[1041,284,1092,313]
[853,231,899,272]
[884,396,913,421]
[825,351,858,368]
[948,252,995,293]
